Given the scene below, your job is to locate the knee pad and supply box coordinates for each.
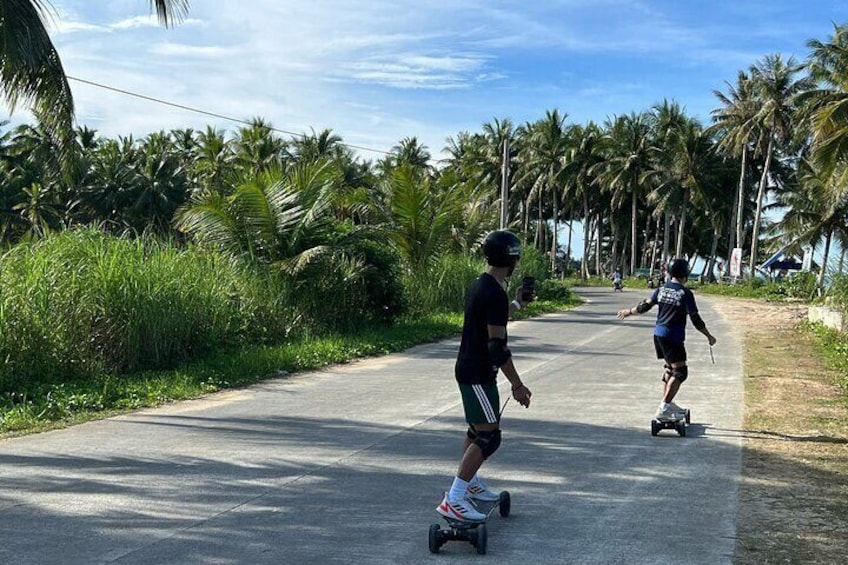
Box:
[474,429,502,460]
[467,426,478,441]
[672,366,689,383]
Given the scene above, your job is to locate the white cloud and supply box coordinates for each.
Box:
[149,42,233,58]
[109,15,161,30]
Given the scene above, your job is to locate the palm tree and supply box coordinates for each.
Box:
[520,110,570,272]
[481,118,516,225]
[193,126,234,196]
[747,54,814,274]
[648,118,714,257]
[773,160,848,289]
[595,112,655,275]
[800,23,848,190]
[12,181,60,237]
[233,118,285,176]
[562,122,604,278]
[1,1,189,153]
[176,160,354,270]
[130,131,189,234]
[710,71,759,267]
[377,137,432,178]
[366,164,460,274]
[288,128,343,164]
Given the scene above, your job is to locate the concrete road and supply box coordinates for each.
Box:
[0,288,742,564]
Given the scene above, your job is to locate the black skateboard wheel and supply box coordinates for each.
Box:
[650,420,660,436]
[474,524,488,555]
[498,491,511,517]
[428,523,442,553]
[685,409,691,424]
[676,422,686,437]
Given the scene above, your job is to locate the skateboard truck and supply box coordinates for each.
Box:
[429,491,511,555]
[651,409,691,437]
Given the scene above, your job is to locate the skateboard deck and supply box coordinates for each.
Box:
[429,491,510,555]
[651,408,691,437]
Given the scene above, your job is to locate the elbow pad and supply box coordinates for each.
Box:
[635,299,653,314]
[690,312,706,331]
[487,337,512,367]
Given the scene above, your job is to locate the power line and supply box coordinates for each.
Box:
[66,75,392,156]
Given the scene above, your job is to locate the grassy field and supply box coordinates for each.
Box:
[710,298,848,563]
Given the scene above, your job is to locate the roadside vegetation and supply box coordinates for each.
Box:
[0,227,579,435]
[712,299,848,563]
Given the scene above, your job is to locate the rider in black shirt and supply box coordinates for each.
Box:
[436,230,533,522]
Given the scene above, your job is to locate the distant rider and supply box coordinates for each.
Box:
[436,229,533,522]
[615,258,716,421]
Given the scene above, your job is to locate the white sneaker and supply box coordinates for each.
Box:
[654,406,675,421]
[467,477,500,502]
[669,402,686,415]
[436,493,486,522]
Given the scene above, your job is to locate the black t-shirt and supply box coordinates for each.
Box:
[455,273,509,384]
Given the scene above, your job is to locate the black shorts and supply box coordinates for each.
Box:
[654,335,687,364]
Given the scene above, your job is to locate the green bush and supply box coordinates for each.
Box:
[779,271,818,300]
[824,273,848,307]
[536,278,573,301]
[351,238,409,325]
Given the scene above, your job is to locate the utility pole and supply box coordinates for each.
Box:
[499,138,509,229]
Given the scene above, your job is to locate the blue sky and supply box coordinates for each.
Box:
[4,0,844,162]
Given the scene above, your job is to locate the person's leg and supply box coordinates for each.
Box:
[438,383,500,520]
[654,338,688,419]
[662,362,685,403]
[456,422,498,481]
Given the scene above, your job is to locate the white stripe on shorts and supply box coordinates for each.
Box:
[472,384,497,423]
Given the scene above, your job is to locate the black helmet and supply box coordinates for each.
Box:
[669,258,690,280]
[482,230,521,268]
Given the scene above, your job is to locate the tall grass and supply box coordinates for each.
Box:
[0,229,298,391]
[405,246,555,316]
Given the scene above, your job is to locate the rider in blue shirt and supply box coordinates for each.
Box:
[616,258,717,420]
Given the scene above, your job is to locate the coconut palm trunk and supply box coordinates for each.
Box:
[734,145,748,257]
[581,192,591,278]
[818,228,833,289]
[675,190,690,257]
[595,213,603,276]
[630,190,638,275]
[749,134,774,276]
[649,216,661,276]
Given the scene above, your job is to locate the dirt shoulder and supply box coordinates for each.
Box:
[710,298,848,564]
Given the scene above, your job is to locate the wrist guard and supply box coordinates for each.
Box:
[635,299,653,314]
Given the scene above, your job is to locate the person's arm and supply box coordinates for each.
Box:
[616,297,654,319]
[692,316,717,345]
[687,292,717,345]
[488,324,531,408]
[509,284,535,315]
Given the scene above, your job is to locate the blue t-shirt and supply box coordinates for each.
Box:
[650,281,698,342]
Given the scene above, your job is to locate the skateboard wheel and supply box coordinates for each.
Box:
[676,422,686,437]
[650,420,660,436]
[475,524,488,555]
[685,409,691,424]
[498,491,511,517]
[428,523,441,553]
